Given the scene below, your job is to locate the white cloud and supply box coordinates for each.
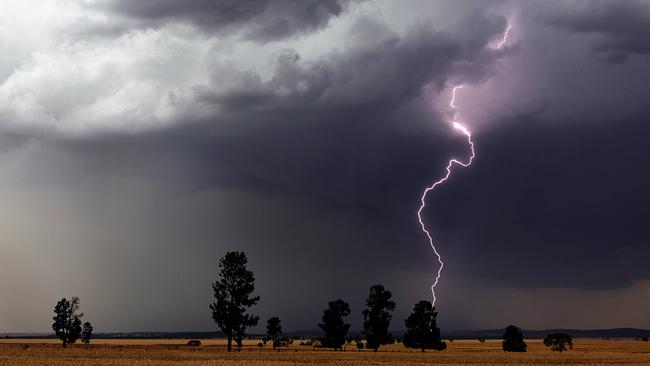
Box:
[0,0,506,137]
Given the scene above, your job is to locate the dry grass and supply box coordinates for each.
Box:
[1,338,649,365]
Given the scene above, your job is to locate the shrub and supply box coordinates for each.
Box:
[186,340,202,347]
[502,325,527,352]
[543,333,573,352]
[356,340,364,349]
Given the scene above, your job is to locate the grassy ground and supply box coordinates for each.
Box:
[1,338,649,365]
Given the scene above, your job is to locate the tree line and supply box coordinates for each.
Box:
[209,251,578,353]
[49,251,575,353]
[211,251,444,352]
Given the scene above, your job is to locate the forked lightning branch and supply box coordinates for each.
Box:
[418,22,512,307]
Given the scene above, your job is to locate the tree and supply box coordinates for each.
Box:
[502,325,527,352]
[81,322,93,345]
[210,251,260,352]
[544,332,573,352]
[52,297,83,347]
[403,300,447,352]
[266,316,283,349]
[318,299,351,351]
[362,284,396,351]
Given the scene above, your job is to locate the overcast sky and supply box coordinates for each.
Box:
[1,0,650,333]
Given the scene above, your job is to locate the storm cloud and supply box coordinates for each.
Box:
[92,0,352,42]
[541,0,650,64]
[1,0,649,333]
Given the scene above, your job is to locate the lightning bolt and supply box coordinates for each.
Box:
[497,24,512,49]
[417,86,474,307]
[418,22,512,307]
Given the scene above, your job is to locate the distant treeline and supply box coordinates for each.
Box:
[7,328,650,340]
[40,251,650,353]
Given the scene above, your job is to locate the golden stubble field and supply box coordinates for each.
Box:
[1,338,649,366]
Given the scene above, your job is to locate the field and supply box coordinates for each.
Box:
[1,338,649,365]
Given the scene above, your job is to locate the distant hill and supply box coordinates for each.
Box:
[444,328,650,340]
[1,331,225,339]
[287,328,650,339]
[3,328,649,340]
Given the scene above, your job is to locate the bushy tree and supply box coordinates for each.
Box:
[502,325,527,352]
[403,300,446,352]
[318,299,351,351]
[362,284,396,351]
[81,322,93,345]
[266,316,283,349]
[210,251,260,352]
[52,297,83,347]
[544,332,573,352]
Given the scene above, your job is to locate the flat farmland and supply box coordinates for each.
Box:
[1,339,649,365]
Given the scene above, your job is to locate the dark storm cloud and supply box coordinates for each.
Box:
[191,12,507,123]
[84,96,650,293]
[60,7,508,213]
[3,0,650,333]
[17,7,509,333]
[542,0,650,64]
[93,0,353,41]
[52,0,650,296]
[35,0,650,293]
[430,115,650,290]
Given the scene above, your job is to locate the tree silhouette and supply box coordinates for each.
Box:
[362,284,396,351]
[210,251,260,352]
[266,316,283,349]
[403,300,446,352]
[52,297,83,347]
[318,299,351,351]
[502,325,527,352]
[544,332,573,352]
[81,322,93,345]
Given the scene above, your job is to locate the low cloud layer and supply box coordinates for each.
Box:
[93,0,352,42]
[542,0,650,64]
